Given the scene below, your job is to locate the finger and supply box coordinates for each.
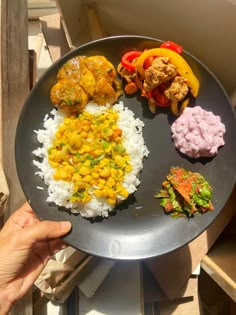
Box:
[31,239,68,265]
[11,202,34,218]
[1,203,39,235]
[48,238,68,256]
[20,220,72,246]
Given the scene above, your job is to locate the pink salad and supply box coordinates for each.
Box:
[171,106,226,158]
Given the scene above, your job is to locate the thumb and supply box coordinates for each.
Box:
[20,220,72,245]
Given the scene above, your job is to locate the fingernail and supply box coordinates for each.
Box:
[60,221,72,230]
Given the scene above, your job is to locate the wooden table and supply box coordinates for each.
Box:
[0,0,31,314]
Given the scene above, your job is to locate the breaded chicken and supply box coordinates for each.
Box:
[50,79,88,113]
[84,56,117,84]
[93,77,118,105]
[79,67,96,96]
[50,55,122,113]
[56,56,87,81]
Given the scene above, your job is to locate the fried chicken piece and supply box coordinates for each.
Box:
[56,56,96,97]
[143,57,177,91]
[93,77,118,105]
[84,56,117,84]
[164,76,189,102]
[51,55,122,113]
[50,79,88,113]
[56,56,86,81]
[79,67,96,96]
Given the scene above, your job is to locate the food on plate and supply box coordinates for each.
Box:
[33,102,149,218]
[155,167,214,218]
[117,41,199,115]
[50,79,89,113]
[160,41,183,54]
[50,55,123,114]
[171,106,226,158]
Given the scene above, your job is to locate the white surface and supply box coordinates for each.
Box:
[192,263,201,276]
[79,261,143,315]
[28,0,57,18]
[34,300,66,315]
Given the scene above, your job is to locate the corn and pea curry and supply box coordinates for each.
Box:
[48,109,131,206]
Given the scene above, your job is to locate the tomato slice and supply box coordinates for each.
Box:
[151,86,170,107]
[160,41,183,54]
[121,51,142,71]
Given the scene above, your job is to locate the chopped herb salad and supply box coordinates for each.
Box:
[155,167,214,218]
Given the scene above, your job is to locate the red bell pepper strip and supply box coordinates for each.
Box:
[160,41,183,54]
[143,55,155,69]
[121,51,142,71]
[150,86,170,107]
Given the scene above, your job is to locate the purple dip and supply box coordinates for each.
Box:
[171,106,226,158]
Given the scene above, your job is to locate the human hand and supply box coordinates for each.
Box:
[0,203,71,314]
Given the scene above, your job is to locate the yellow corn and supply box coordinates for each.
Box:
[84,175,92,182]
[48,160,59,168]
[48,108,133,206]
[81,131,88,138]
[107,198,116,205]
[94,189,102,198]
[125,165,132,172]
[79,166,90,176]
[91,171,99,179]
[69,133,82,149]
[114,155,125,167]
[100,167,111,178]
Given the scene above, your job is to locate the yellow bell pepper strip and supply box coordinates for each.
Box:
[170,100,179,116]
[171,98,190,116]
[179,98,190,114]
[136,48,199,97]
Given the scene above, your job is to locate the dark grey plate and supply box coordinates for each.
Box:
[15,36,236,259]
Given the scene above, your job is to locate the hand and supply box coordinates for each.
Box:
[0,203,71,314]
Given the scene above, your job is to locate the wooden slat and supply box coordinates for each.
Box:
[1,0,29,215]
[40,13,70,62]
[29,49,37,90]
[83,2,105,40]
[0,0,31,314]
[201,234,236,302]
[55,0,92,48]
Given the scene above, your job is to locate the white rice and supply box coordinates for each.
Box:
[33,101,149,218]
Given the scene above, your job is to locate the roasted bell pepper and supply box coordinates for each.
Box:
[160,41,183,54]
[151,86,170,107]
[136,48,199,97]
[121,50,142,71]
[171,98,190,116]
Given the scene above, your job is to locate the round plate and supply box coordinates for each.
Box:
[15,36,236,259]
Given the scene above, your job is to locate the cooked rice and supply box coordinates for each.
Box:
[33,101,149,217]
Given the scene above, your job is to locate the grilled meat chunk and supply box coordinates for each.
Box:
[143,57,177,91]
[164,76,189,102]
